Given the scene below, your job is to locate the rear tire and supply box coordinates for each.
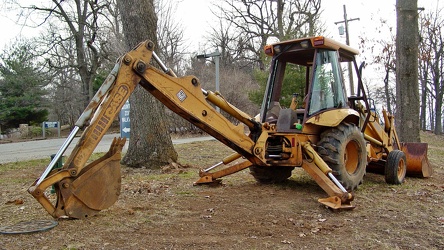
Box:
[385,150,407,184]
[318,123,367,191]
[249,166,294,184]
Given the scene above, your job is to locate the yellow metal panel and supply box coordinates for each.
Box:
[305,109,359,127]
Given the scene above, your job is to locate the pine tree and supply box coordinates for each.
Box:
[0,42,48,131]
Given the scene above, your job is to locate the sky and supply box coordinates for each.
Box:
[0,0,397,52]
[0,0,441,59]
[174,0,441,58]
[170,0,440,92]
[173,0,399,53]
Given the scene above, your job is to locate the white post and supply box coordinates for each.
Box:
[42,122,46,139]
[57,121,61,138]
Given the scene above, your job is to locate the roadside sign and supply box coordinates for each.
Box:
[44,122,59,128]
[42,121,60,138]
[120,100,130,138]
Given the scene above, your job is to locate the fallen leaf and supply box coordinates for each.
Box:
[5,199,24,205]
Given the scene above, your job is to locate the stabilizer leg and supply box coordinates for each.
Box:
[195,160,252,185]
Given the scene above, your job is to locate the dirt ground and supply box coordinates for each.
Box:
[1,132,443,250]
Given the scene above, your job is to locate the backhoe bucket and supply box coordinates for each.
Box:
[53,138,125,218]
[28,138,125,219]
[401,142,433,178]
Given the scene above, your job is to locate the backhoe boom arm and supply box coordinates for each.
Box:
[29,41,261,218]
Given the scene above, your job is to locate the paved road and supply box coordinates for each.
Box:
[0,134,215,164]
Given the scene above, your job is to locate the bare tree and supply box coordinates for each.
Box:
[419,6,444,134]
[154,0,200,134]
[117,0,178,168]
[155,0,186,75]
[376,37,396,115]
[218,67,260,117]
[358,19,397,115]
[205,19,254,70]
[22,0,111,108]
[418,18,432,131]
[50,68,84,127]
[46,41,85,127]
[188,56,260,120]
[396,0,420,142]
[213,0,322,70]
[13,0,126,128]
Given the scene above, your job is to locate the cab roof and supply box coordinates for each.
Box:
[264,36,359,66]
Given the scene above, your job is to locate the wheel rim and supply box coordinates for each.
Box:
[344,140,360,174]
[397,157,406,179]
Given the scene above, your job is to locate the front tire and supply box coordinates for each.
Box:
[318,123,367,191]
[385,150,407,184]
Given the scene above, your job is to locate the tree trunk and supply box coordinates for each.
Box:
[434,76,443,134]
[384,70,392,114]
[429,98,435,131]
[435,95,443,134]
[395,0,420,142]
[420,84,427,131]
[419,64,428,130]
[117,0,178,168]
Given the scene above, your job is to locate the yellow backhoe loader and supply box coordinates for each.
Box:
[28,37,432,219]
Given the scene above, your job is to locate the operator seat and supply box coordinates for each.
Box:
[266,101,281,124]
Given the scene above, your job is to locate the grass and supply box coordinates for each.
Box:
[421,130,444,148]
[1,136,443,250]
[174,190,196,196]
[421,131,444,171]
[0,158,48,173]
[0,177,26,185]
[2,132,441,189]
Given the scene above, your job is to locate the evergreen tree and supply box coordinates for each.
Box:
[249,65,306,108]
[0,41,48,131]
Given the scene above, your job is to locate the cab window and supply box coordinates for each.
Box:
[308,50,348,115]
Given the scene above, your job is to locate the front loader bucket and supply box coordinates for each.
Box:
[401,142,433,178]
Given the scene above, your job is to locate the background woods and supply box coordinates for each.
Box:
[0,0,441,140]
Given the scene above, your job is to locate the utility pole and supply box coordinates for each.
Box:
[197,50,221,112]
[335,5,359,95]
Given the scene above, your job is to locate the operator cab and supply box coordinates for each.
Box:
[260,36,363,133]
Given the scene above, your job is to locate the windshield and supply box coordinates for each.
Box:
[308,50,348,115]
